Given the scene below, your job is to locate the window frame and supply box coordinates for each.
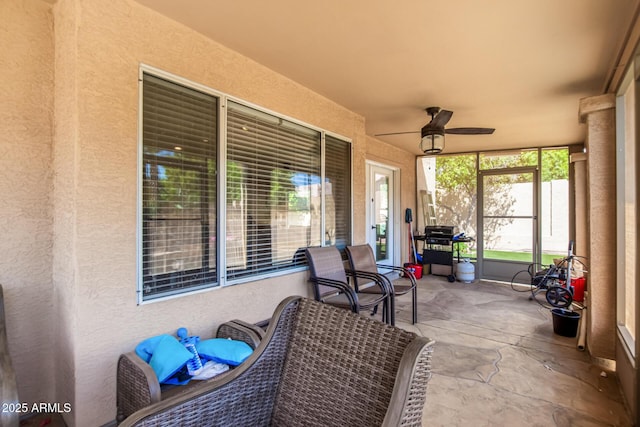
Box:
[615,63,637,359]
[138,65,353,303]
[138,67,223,303]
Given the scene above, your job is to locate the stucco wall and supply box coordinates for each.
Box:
[0,0,55,408]
[52,0,372,424]
[52,0,80,414]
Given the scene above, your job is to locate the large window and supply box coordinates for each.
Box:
[417,148,569,270]
[540,148,569,259]
[141,73,218,300]
[226,101,322,279]
[139,68,352,301]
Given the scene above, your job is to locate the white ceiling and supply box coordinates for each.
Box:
[135,0,638,155]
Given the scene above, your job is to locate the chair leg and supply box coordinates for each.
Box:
[371,304,379,317]
[389,294,396,326]
[372,296,392,325]
[378,298,392,325]
[411,287,417,324]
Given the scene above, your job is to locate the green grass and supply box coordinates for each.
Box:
[464,250,562,265]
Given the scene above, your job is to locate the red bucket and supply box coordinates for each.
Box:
[405,264,423,280]
[570,277,585,302]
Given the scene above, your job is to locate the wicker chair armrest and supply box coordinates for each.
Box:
[119,297,302,427]
[382,337,436,427]
[215,319,264,349]
[229,319,266,339]
[116,351,162,423]
[253,318,270,330]
[0,286,18,427]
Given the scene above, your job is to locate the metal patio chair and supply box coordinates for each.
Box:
[305,246,392,324]
[346,244,418,325]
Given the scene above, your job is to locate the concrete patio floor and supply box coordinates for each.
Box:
[391,274,631,426]
[33,273,632,426]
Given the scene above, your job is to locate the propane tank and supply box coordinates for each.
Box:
[457,259,475,283]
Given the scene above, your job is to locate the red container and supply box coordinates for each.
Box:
[406,264,423,280]
[570,277,586,302]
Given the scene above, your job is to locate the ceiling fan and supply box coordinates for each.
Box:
[375,107,495,154]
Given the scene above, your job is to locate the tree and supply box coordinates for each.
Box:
[434,155,515,249]
[432,148,569,250]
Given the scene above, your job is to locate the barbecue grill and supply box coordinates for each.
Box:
[424,226,454,245]
[422,226,475,282]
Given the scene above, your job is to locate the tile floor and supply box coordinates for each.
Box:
[391,275,632,427]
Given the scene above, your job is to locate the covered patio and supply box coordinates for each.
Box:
[1,0,639,425]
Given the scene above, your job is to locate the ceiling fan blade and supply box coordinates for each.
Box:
[374,131,421,137]
[429,109,453,128]
[445,127,495,135]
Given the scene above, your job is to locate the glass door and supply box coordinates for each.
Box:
[478,167,538,282]
[367,164,395,264]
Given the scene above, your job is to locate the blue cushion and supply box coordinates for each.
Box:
[196,338,253,366]
[136,335,164,363]
[135,334,193,383]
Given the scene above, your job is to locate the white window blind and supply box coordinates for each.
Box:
[141,73,218,300]
[226,101,321,279]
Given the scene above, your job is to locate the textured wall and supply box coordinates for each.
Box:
[52,0,379,424]
[0,0,55,408]
[52,0,80,415]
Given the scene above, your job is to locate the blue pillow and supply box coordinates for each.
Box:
[136,335,164,363]
[135,334,193,383]
[196,338,253,366]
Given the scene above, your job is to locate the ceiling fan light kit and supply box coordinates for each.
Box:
[375,106,495,155]
[420,130,445,154]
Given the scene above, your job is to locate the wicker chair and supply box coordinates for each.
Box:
[305,246,392,324]
[0,285,18,427]
[346,244,418,325]
[116,319,264,423]
[119,296,435,427]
